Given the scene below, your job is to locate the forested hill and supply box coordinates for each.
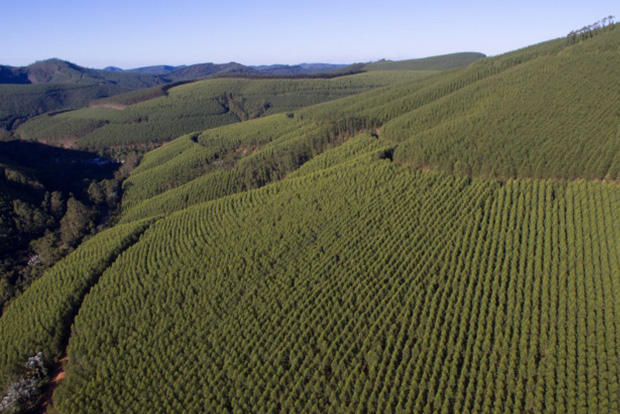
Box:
[116,22,620,224]
[0,60,166,137]
[1,23,619,413]
[14,72,433,148]
[0,59,165,88]
[1,53,480,140]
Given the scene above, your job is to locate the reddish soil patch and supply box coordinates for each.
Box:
[89,102,127,110]
[37,137,80,149]
[237,146,260,156]
[33,356,68,414]
[50,357,68,384]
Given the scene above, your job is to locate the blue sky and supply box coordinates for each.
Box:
[0,0,617,68]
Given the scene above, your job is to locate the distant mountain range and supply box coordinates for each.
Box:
[0,59,166,88]
[104,62,348,77]
[103,65,186,75]
[0,53,486,135]
[0,59,350,86]
[0,53,489,87]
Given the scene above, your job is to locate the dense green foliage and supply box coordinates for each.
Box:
[1,22,619,414]
[0,83,129,134]
[299,26,620,181]
[0,59,173,135]
[120,114,323,214]
[16,71,432,148]
[88,82,188,109]
[114,27,620,226]
[8,51,485,147]
[14,114,108,146]
[386,29,620,179]
[48,145,620,413]
[0,219,152,384]
[0,141,129,312]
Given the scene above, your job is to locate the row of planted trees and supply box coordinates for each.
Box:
[20,152,615,413]
[117,25,620,227]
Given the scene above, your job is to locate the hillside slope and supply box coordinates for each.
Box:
[0,25,618,414]
[10,51,485,147]
[17,71,433,148]
[114,25,620,225]
[1,135,617,412]
[0,83,131,136]
[0,59,168,135]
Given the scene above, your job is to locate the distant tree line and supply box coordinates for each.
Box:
[567,16,615,43]
[211,68,366,80]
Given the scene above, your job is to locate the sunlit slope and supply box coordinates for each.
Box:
[385,28,620,179]
[303,28,620,181]
[120,113,341,221]
[16,71,432,148]
[362,52,485,71]
[117,27,620,225]
[51,141,620,413]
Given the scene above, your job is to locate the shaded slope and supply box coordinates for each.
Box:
[0,83,130,134]
[0,141,122,311]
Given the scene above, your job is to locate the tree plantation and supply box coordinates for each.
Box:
[0,20,619,414]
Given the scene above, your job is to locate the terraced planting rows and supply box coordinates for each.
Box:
[30,146,618,412]
[0,219,154,383]
[115,27,620,229]
[120,117,342,222]
[387,37,620,179]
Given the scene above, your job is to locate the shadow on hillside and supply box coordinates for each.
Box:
[0,140,120,196]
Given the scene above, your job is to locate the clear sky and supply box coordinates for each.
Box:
[1,0,617,69]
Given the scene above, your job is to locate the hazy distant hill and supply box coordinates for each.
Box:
[0,59,165,88]
[128,65,186,75]
[0,60,170,132]
[102,66,123,72]
[251,63,348,75]
[103,62,349,78]
[0,66,30,84]
[2,54,486,89]
[163,62,256,81]
[362,52,486,71]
